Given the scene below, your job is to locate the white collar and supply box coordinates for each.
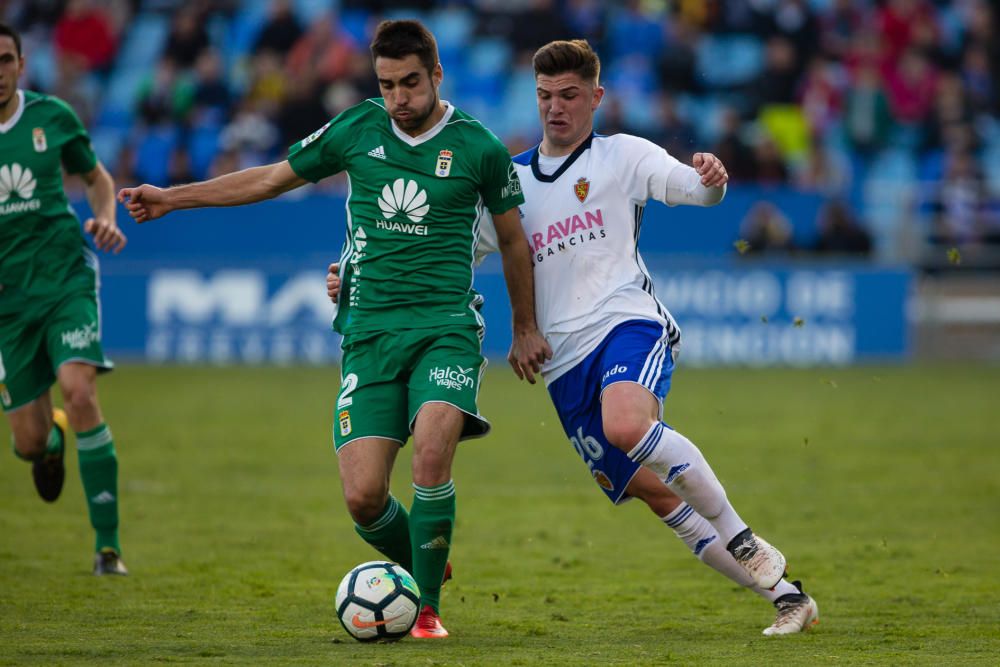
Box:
[390,101,455,146]
[0,90,26,134]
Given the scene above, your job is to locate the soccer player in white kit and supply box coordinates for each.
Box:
[470,39,819,636]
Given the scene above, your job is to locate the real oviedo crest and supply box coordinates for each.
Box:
[436,149,453,177]
[32,128,47,152]
[574,177,590,203]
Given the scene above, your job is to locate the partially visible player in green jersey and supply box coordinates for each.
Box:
[0,23,128,575]
[119,19,550,637]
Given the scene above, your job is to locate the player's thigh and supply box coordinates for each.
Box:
[548,361,641,505]
[408,327,490,442]
[334,334,411,451]
[44,290,114,376]
[599,319,677,441]
[0,308,57,414]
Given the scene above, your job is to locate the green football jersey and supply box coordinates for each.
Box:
[0,90,98,315]
[288,98,524,336]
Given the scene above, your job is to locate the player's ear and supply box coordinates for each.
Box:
[592,85,605,112]
[431,62,443,89]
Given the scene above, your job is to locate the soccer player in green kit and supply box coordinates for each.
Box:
[119,19,550,637]
[0,23,128,575]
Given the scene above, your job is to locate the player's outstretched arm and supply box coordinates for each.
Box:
[665,152,728,207]
[117,160,308,223]
[80,161,126,253]
[493,207,552,384]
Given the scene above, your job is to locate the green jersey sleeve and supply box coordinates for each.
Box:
[479,137,524,214]
[287,109,358,182]
[55,99,97,174]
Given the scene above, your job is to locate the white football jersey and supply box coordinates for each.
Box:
[479,133,719,383]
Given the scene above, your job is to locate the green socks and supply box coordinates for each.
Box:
[354,495,412,572]
[409,480,456,612]
[76,424,120,554]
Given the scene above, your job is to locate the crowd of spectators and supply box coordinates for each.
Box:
[1,0,998,263]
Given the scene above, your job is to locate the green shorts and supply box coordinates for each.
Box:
[0,289,113,412]
[333,326,489,450]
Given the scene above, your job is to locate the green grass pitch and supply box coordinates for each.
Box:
[1,364,998,665]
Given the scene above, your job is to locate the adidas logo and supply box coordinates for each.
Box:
[367,145,386,160]
[91,490,115,504]
[419,535,450,550]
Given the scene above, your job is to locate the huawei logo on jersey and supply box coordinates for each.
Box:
[574,177,590,203]
[378,178,430,223]
[0,163,37,202]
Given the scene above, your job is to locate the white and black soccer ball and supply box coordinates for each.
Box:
[335,561,421,642]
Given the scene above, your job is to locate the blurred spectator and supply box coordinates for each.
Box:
[137,58,195,126]
[712,107,757,182]
[277,75,330,148]
[220,98,280,169]
[246,50,286,113]
[929,150,991,247]
[750,37,800,112]
[740,201,797,254]
[798,57,845,137]
[53,0,118,74]
[656,17,698,94]
[818,0,867,61]
[253,0,303,58]
[167,146,195,185]
[766,0,819,73]
[883,47,938,126]
[843,63,892,155]
[813,199,872,255]
[796,136,852,196]
[753,136,790,186]
[606,0,665,62]
[875,0,939,62]
[960,44,995,118]
[565,0,607,49]
[648,94,696,164]
[163,6,210,69]
[919,73,974,155]
[190,49,233,127]
[286,14,358,85]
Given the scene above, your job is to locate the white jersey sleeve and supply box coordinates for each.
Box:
[609,134,684,206]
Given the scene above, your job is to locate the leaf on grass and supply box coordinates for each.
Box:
[493,592,500,602]
[734,239,751,254]
[803,437,809,446]
[823,378,839,389]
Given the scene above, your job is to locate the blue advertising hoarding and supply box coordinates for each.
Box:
[89,194,911,365]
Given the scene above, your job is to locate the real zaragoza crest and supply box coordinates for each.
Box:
[574,177,590,203]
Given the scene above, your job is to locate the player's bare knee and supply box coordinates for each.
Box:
[344,487,389,526]
[59,379,98,424]
[603,419,653,452]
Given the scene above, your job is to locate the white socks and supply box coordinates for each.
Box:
[628,422,747,545]
[663,503,799,603]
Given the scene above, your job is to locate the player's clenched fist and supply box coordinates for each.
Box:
[692,152,728,188]
[326,263,341,302]
[116,184,173,223]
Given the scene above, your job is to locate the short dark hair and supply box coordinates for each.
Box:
[370,19,439,75]
[0,22,22,56]
[533,39,600,84]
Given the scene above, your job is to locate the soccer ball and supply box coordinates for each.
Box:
[335,561,421,642]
